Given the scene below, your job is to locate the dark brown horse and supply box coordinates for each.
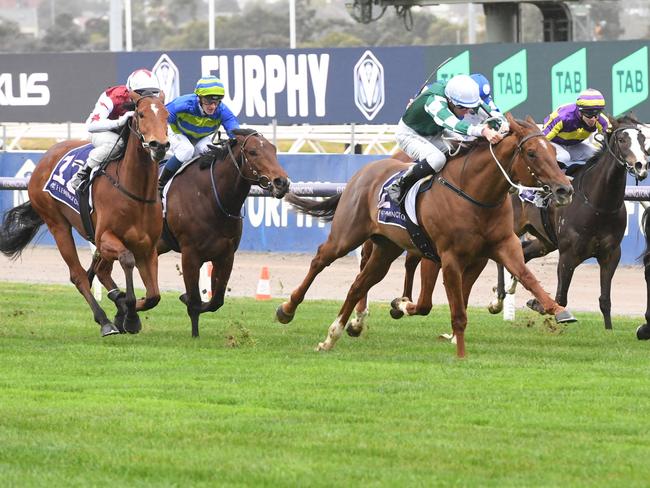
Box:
[0,92,168,337]
[158,128,290,337]
[637,206,650,340]
[487,115,648,330]
[276,113,574,358]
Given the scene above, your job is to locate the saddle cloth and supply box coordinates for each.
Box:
[43,143,97,214]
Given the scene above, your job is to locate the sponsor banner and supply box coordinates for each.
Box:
[2,41,650,124]
[1,151,648,263]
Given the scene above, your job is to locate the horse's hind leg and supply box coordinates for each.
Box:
[351,240,373,327]
[391,257,439,319]
[488,262,507,314]
[178,249,204,337]
[317,238,403,351]
[276,225,370,324]
[402,252,421,300]
[597,246,621,330]
[47,223,118,336]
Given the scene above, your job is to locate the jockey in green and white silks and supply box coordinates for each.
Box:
[158,76,241,191]
[387,74,505,203]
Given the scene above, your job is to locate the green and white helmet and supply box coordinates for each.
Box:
[194,76,225,98]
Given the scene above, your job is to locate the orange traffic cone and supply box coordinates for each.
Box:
[255,266,271,300]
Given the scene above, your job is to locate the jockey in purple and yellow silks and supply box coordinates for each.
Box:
[542,88,610,170]
[158,75,240,191]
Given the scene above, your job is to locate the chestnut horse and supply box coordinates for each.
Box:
[0,91,168,337]
[158,129,290,337]
[487,115,648,330]
[276,114,574,358]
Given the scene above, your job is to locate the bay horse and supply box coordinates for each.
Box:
[487,115,648,330]
[158,128,290,337]
[0,91,168,337]
[276,113,574,358]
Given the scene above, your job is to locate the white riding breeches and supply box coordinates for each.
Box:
[87,131,123,168]
[168,128,214,164]
[553,141,598,165]
[395,119,448,172]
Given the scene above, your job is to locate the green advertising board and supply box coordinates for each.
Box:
[551,48,587,109]
[492,49,528,113]
[436,50,470,84]
[612,46,648,117]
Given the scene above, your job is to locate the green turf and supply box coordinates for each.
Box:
[1,282,649,487]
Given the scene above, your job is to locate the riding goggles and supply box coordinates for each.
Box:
[202,95,223,105]
[579,109,601,119]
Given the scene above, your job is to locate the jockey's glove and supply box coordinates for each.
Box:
[117,111,135,126]
[87,111,135,133]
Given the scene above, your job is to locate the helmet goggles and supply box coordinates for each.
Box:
[579,108,601,119]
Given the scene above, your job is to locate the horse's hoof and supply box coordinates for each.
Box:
[276,303,294,324]
[315,342,329,352]
[101,323,120,337]
[113,311,126,334]
[437,333,457,345]
[636,324,650,340]
[345,324,363,337]
[124,314,142,334]
[526,298,545,314]
[390,297,407,319]
[487,301,503,314]
[555,310,577,323]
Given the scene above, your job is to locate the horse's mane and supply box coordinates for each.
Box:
[197,129,260,169]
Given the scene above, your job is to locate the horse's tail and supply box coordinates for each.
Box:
[285,193,342,222]
[0,201,44,260]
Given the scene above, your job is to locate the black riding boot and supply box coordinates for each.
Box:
[386,160,434,203]
[158,167,175,195]
[71,165,92,191]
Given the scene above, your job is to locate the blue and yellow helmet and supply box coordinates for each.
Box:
[194,76,225,98]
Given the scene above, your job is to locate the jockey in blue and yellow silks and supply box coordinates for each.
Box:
[158,76,240,190]
[542,88,610,171]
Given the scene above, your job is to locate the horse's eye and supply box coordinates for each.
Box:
[248,150,258,157]
[526,149,536,158]
[137,111,144,118]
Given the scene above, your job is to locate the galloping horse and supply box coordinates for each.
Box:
[276,114,574,358]
[158,128,290,337]
[487,115,648,330]
[0,91,168,337]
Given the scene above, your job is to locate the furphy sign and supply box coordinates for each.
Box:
[200,53,330,120]
[0,72,50,106]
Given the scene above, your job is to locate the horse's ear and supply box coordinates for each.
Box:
[505,112,521,134]
[158,90,165,102]
[525,115,537,126]
[129,90,142,104]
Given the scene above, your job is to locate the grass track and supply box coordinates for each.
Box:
[1,282,650,487]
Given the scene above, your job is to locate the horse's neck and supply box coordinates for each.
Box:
[214,147,251,206]
[121,133,157,192]
[579,152,627,208]
[447,141,512,204]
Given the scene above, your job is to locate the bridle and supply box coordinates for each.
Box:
[209,131,274,219]
[225,131,272,190]
[489,130,551,193]
[600,125,645,177]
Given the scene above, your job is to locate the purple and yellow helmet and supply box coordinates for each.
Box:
[576,88,605,112]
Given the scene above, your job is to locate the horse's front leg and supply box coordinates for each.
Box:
[351,240,373,330]
[493,234,575,323]
[92,257,129,333]
[179,249,203,337]
[98,231,141,334]
[440,257,467,358]
[202,252,235,314]
[596,246,621,330]
[134,250,161,312]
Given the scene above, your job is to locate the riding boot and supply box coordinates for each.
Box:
[386,160,434,203]
[71,165,91,191]
[158,167,175,195]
